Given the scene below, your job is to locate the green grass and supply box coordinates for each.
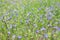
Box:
[0,0,60,40]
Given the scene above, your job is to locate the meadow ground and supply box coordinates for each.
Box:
[0,0,60,40]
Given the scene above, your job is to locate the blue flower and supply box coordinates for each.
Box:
[40,27,46,31]
[18,36,22,39]
[46,12,53,20]
[36,30,39,33]
[57,28,60,31]
[8,31,10,35]
[27,12,31,16]
[16,13,18,17]
[44,34,48,38]
[53,26,59,29]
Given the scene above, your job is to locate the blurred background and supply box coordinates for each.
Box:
[0,0,60,40]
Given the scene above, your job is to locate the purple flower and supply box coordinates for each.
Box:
[36,30,39,33]
[37,8,41,12]
[38,8,41,10]
[53,26,59,29]
[7,16,12,21]
[32,8,34,10]
[18,36,22,39]
[8,31,10,35]
[57,28,60,31]
[44,34,48,38]
[27,12,31,16]
[49,6,54,11]
[26,18,30,24]
[16,13,18,17]
[46,12,53,20]
[40,27,46,31]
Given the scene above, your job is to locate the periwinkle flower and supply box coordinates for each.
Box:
[32,8,34,10]
[44,34,48,38]
[27,12,31,16]
[40,27,46,31]
[7,16,12,21]
[38,8,41,10]
[26,18,30,24]
[53,26,59,29]
[40,15,43,19]
[49,6,54,11]
[46,12,53,20]
[37,8,41,12]
[18,36,22,39]
[47,16,52,20]
[45,6,54,12]
[57,28,60,31]
[36,30,39,33]
[16,13,18,17]
[8,31,10,35]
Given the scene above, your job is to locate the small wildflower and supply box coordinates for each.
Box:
[37,8,41,12]
[8,31,10,35]
[26,18,30,24]
[32,8,34,10]
[16,13,18,17]
[46,12,53,20]
[44,34,48,38]
[27,12,31,16]
[18,36,22,39]
[40,27,46,31]
[36,30,39,33]
[7,16,12,21]
[57,28,60,31]
[53,26,59,29]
